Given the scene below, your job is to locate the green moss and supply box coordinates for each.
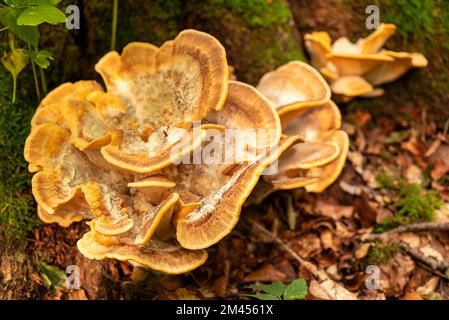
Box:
[375,176,443,232]
[0,69,40,242]
[374,171,443,231]
[184,0,304,84]
[249,29,304,72]
[349,0,445,51]
[394,183,442,223]
[379,0,436,47]
[196,0,292,29]
[375,171,402,189]
[366,244,399,265]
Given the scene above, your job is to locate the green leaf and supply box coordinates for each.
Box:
[0,7,39,47]
[26,49,52,68]
[17,5,66,26]
[283,279,308,300]
[1,47,28,77]
[241,293,280,300]
[38,261,66,293]
[249,281,285,298]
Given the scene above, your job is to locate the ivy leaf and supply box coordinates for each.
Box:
[283,279,308,300]
[0,6,39,47]
[248,281,285,299]
[26,49,52,68]
[17,5,66,26]
[39,261,66,294]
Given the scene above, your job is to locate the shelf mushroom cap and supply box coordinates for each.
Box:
[304,31,332,69]
[330,76,374,97]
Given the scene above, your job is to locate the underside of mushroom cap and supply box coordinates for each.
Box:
[271,130,349,192]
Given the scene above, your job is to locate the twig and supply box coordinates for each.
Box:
[245,217,326,281]
[414,260,448,280]
[399,242,449,272]
[364,222,449,277]
[365,222,449,242]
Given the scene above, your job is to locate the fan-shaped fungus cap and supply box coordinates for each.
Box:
[24,123,129,214]
[95,29,228,127]
[257,61,331,125]
[206,81,281,150]
[330,76,374,98]
[304,31,332,69]
[25,121,207,273]
[38,81,103,109]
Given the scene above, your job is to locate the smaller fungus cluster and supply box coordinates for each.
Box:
[304,23,428,101]
[257,61,349,193]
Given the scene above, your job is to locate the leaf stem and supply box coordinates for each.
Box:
[111,0,118,50]
[39,66,47,95]
[12,74,17,103]
[28,44,41,101]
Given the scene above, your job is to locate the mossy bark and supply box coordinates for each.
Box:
[38,0,304,88]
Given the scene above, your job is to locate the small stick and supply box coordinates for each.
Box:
[399,242,449,272]
[365,222,449,242]
[246,217,327,281]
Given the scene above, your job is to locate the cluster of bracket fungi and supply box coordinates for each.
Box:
[25,29,349,274]
[304,23,428,101]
